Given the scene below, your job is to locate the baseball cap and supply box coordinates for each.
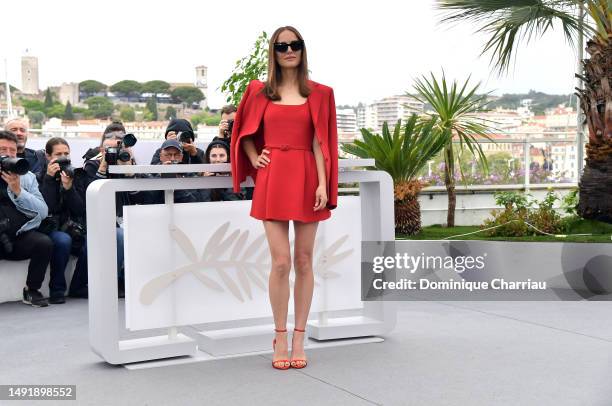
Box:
[161,139,183,152]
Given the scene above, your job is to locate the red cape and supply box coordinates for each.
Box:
[230,79,338,210]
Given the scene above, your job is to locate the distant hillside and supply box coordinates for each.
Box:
[344,91,573,117]
[486,90,573,115]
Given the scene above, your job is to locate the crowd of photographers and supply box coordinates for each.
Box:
[0,105,244,307]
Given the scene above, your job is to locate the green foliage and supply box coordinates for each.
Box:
[171,86,204,105]
[561,188,579,216]
[44,88,54,108]
[28,111,45,127]
[165,106,177,120]
[413,71,497,226]
[21,99,46,113]
[204,115,221,126]
[403,224,611,243]
[142,80,171,95]
[560,216,612,235]
[119,105,135,122]
[483,207,530,237]
[436,0,586,74]
[529,190,562,234]
[413,72,495,175]
[493,190,532,211]
[220,31,269,106]
[342,114,447,183]
[79,80,107,95]
[46,103,66,118]
[484,190,564,237]
[63,102,74,120]
[487,90,572,113]
[110,80,142,96]
[145,98,158,121]
[191,112,220,127]
[84,96,114,118]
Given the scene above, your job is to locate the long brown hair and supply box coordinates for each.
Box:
[263,26,311,101]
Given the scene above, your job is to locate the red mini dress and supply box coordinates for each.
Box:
[250,101,331,222]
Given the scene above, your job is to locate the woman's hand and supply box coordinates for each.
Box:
[46,160,60,177]
[251,149,271,169]
[314,184,328,211]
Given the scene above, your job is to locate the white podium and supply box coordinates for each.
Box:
[87,159,396,365]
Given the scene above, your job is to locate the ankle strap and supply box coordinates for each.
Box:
[275,328,287,332]
[294,328,306,332]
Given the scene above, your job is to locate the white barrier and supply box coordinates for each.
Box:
[86,160,397,365]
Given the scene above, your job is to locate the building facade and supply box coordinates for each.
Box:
[21,55,40,95]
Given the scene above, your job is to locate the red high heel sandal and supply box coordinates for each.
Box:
[272,328,290,370]
[290,328,308,369]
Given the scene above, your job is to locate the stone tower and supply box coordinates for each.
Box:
[195,65,208,109]
[21,53,39,95]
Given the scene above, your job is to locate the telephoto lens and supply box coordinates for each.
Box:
[0,156,30,175]
[118,150,132,162]
[178,132,192,143]
[122,133,137,147]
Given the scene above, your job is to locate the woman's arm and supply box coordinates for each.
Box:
[242,138,270,169]
[312,136,328,211]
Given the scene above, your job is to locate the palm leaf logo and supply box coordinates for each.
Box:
[139,221,354,305]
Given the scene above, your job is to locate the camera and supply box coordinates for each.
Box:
[178,131,193,144]
[0,156,29,175]
[105,133,137,165]
[0,217,13,254]
[224,119,234,137]
[54,157,75,179]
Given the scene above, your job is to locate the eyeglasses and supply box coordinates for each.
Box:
[273,40,304,53]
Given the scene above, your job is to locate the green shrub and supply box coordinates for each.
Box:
[484,190,563,237]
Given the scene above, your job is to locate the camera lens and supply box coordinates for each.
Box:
[122,133,137,147]
[118,150,131,162]
[0,156,30,175]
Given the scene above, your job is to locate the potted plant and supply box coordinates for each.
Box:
[342,114,446,235]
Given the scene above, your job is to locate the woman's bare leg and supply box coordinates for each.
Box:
[263,220,291,365]
[291,220,318,367]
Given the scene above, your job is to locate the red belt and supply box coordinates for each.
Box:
[264,144,311,151]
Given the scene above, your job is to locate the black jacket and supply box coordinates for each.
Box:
[18,148,46,177]
[37,164,85,225]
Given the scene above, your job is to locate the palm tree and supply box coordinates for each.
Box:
[437,0,612,222]
[342,115,447,235]
[412,72,497,227]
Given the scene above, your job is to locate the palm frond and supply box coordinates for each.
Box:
[437,0,589,73]
[341,115,447,184]
[413,72,499,179]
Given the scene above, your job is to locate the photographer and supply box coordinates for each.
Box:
[74,125,150,298]
[149,139,205,204]
[201,140,243,201]
[0,130,52,307]
[150,119,204,165]
[213,105,253,199]
[213,105,237,147]
[5,118,46,176]
[37,138,86,304]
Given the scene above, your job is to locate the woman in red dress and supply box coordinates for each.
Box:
[230,26,338,370]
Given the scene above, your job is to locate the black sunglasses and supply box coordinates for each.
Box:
[273,40,304,53]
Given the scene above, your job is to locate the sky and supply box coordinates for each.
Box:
[2,0,580,109]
